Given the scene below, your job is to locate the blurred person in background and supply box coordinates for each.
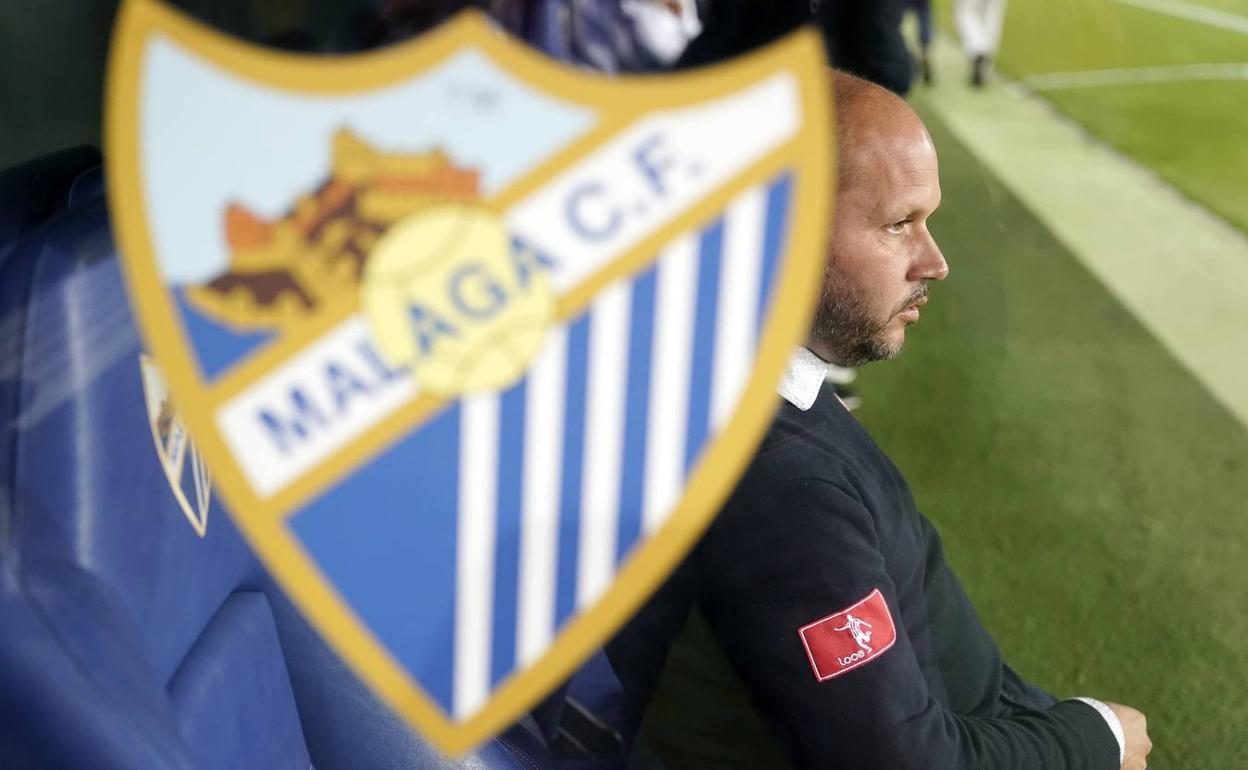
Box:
[819,0,913,96]
[367,0,702,72]
[907,0,934,85]
[678,0,913,95]
[955,0,1007,87]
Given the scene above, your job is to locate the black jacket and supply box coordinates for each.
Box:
[607,383,1119,769]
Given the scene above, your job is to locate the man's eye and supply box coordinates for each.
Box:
[885,220,909,235]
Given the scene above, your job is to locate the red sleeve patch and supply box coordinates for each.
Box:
[798,588,897,682]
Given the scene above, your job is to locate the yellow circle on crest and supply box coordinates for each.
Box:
[362,204,554,397]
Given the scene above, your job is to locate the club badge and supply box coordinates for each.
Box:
[107,0,831,752]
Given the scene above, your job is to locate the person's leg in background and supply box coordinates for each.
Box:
[955,0,1008,87]
[983,0,1008,71]
[954,0,987,86]
[914,0,933,84]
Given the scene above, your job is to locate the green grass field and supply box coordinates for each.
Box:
[852,37,1248,769]
[936,0,1248,233]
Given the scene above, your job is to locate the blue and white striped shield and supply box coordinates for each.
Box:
[107,0,831,753]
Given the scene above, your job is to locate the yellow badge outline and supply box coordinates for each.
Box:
[107,0,832,755]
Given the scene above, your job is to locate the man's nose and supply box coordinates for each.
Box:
[910,230,948,282]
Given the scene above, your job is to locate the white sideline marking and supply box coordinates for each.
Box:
[1026,62,1248,90]
[1115,0,1248,35]
[917,34,1248,432]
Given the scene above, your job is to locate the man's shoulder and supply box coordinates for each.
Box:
[722,392,913,529]
[749,393,875,482]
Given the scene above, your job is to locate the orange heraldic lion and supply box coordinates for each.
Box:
[183,129,481,333]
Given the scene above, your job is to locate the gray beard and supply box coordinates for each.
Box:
[810,281,925,367]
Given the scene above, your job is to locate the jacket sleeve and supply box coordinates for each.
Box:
[696,475,1120,770]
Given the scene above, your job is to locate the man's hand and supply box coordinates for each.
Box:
[1104,702,1152,770]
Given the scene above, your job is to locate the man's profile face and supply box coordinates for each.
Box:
[810,119,947,367]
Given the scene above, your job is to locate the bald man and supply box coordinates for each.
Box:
[605,73,1153,769]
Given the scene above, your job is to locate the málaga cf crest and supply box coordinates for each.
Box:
[107,0,830,754]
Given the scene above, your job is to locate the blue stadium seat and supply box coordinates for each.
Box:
[0,198,310,770]
[544,652,634,770]
[0,561,198,769]
[0,173,550,768]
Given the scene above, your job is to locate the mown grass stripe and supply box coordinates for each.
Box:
[915,34,1248,431]
[1115,0,1248,35]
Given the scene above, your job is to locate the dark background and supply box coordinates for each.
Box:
[0,0,387,169]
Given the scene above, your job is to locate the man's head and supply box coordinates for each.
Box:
[808,71,948,367]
